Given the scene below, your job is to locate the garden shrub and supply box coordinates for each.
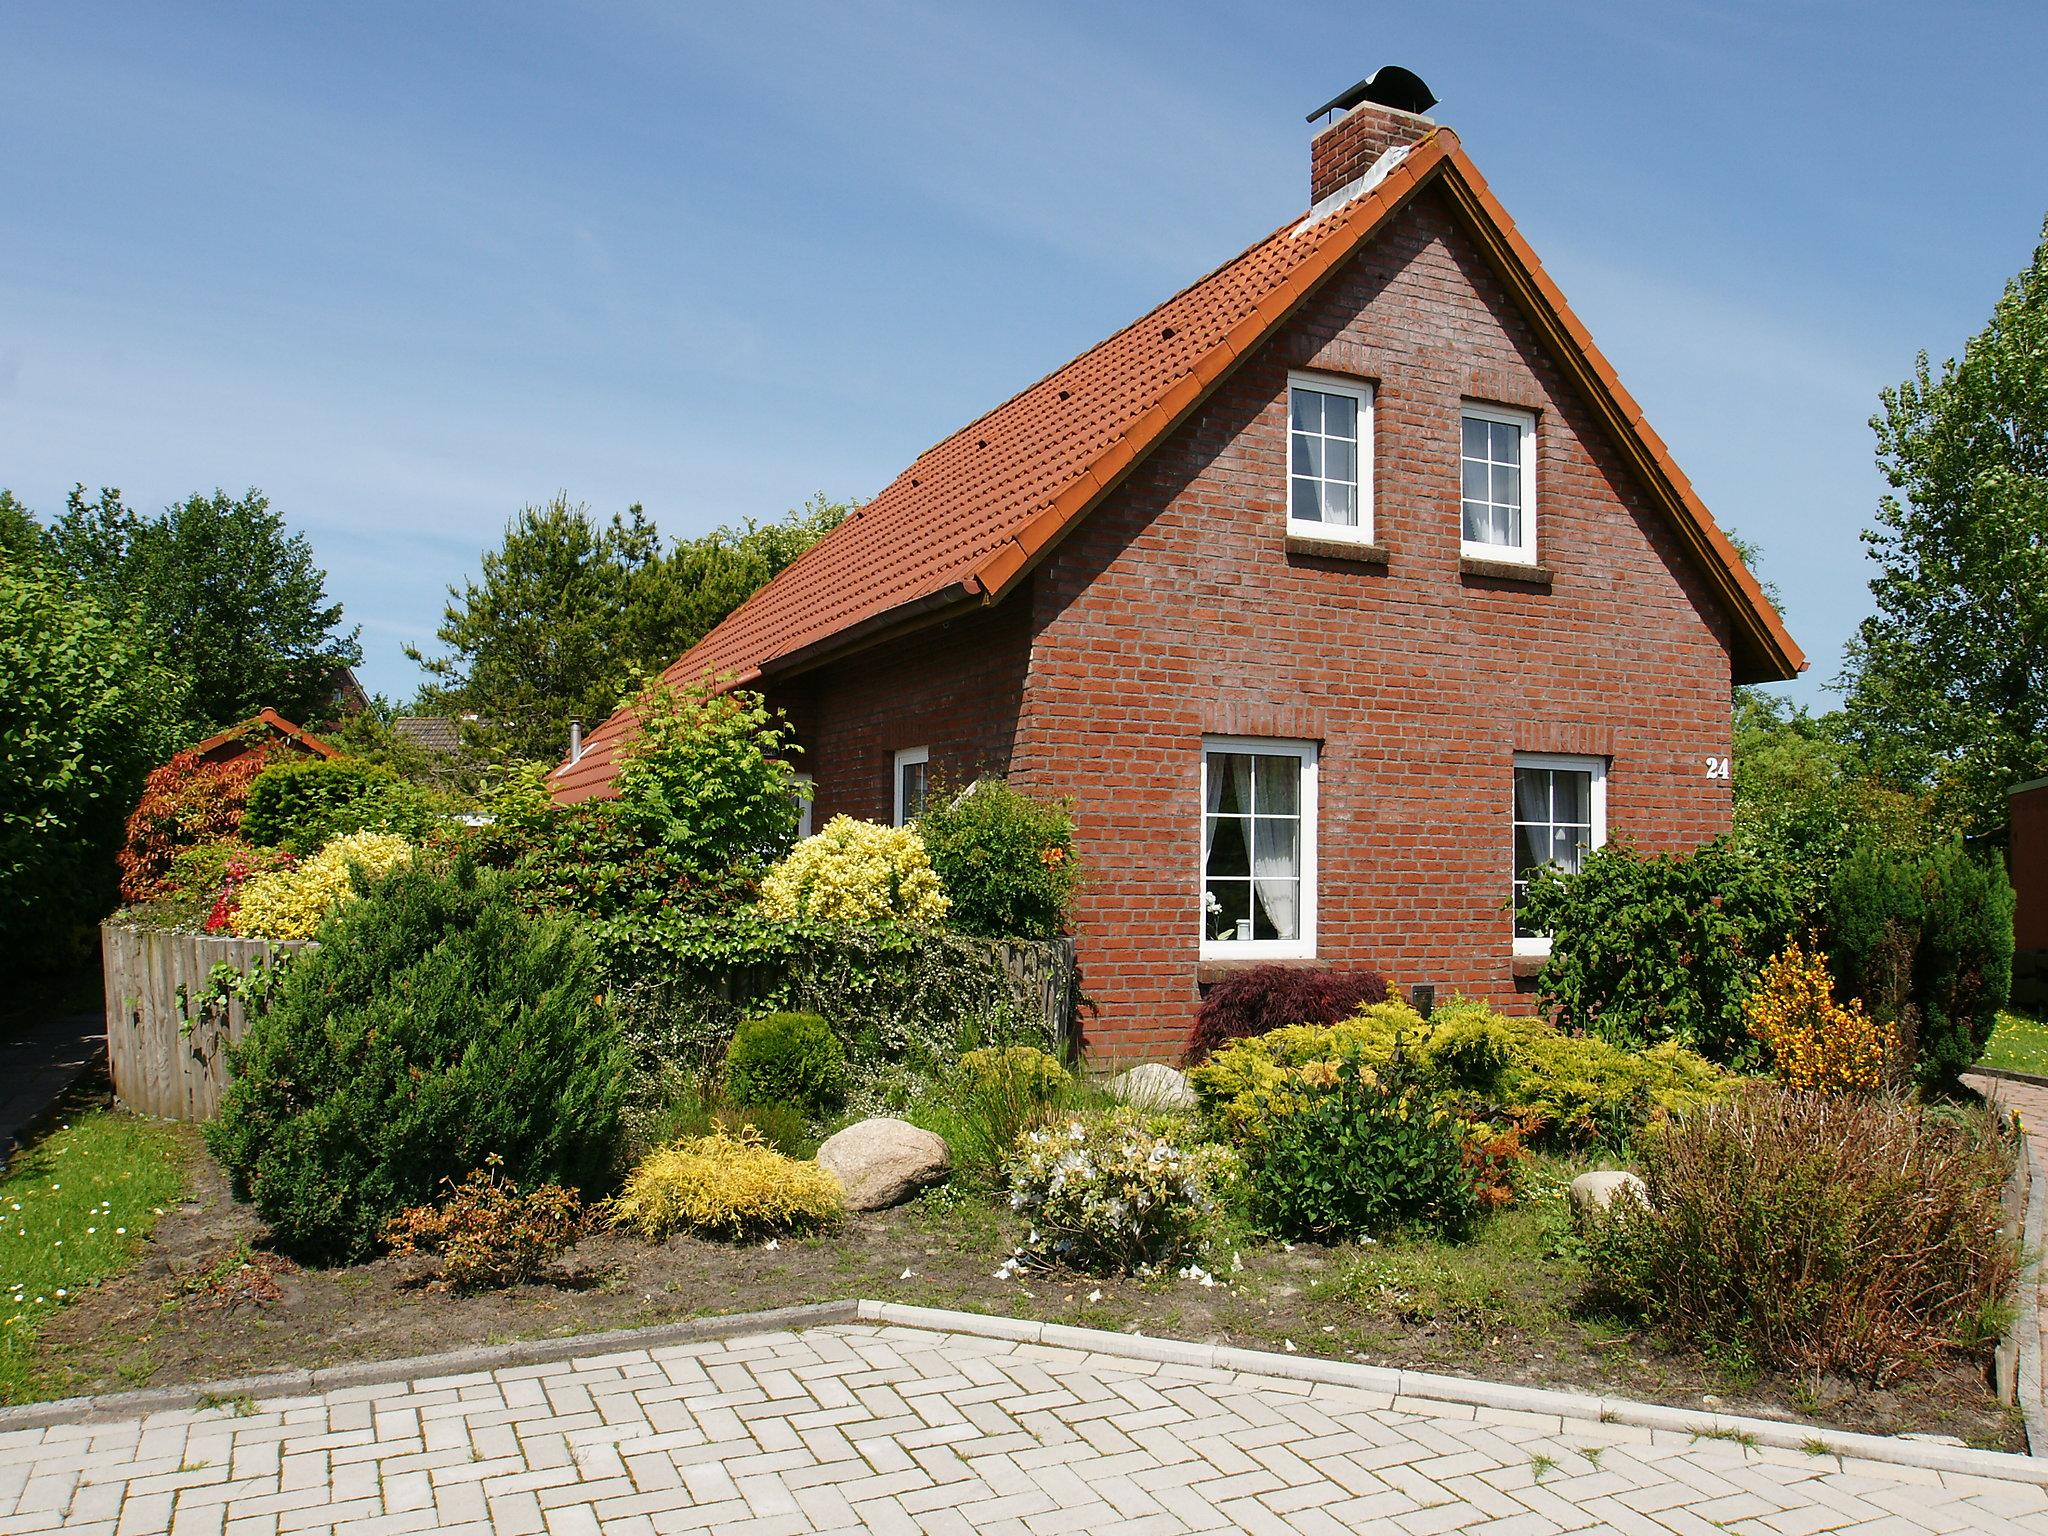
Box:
[1584,1086,2019,1382]
[607,1128,841,1240]
[756,816,948,925]
[722,1012,846,1115]
[381,1158,585,1290]
[1746,938,1900,1092]
[165,838,285,901]
[478,795,750,923]
[940,1045,1072,1180]
[242,755,437,855]
[915,778,1078,939]
[1827,837,2014,1086]
[1250,1062,1478,1243]
[1520,836,1802,1064]
[1188,996,1732,1151]
[229,830,414,940]
[610,681,803,880]
[1005,1112,1234,1273]
[1183,963,1391,1065]
[207,860,625,1263]
[117,734,284,902]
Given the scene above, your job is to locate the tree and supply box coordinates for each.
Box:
[0,490,43,567]
[411,493,846,764]
[0,562,187,962]
[44,485,360,730]
[1839,214,2048,835]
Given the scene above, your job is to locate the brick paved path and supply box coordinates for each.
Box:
[6,1322,2047,1535]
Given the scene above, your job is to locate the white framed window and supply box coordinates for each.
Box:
[1201,737,1318,959]
[792,772,815,839]
[892,746,929,827]
[1288,372,1374,543]
[1461,402,1538,564]
[1512,753,1606,956]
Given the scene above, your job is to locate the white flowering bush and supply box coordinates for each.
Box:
[756,815,949,925]
[230,830,414,940]
[1004,1111,1235,1273]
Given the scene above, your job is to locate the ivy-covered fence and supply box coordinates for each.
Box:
[593,919,1077,1106]
[102,917,1077,1122]
[100,922,306,1121]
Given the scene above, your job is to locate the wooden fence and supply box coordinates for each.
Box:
[100,924,309,1122]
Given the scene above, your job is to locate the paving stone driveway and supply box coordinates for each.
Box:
[5,1321,2045,1535]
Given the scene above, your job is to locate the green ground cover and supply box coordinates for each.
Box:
[0,1108,188,1403]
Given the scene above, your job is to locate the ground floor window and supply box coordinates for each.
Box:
[1201,737,1317,958]
[893,746,929,826]
[792,772,814,839]
[1512,753,1606,954]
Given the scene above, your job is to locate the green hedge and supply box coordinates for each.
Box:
[594,911,1070,1114]
[242,756,442,855]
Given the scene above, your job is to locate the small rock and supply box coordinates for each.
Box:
[1568,1170,1648,1223]
[814,1118,951,1211]
[1107,1062,1196,1111]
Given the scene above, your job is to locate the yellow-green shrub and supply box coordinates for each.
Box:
[229,830,414,939]
[607,1128,842,1240]
[756,816,948,925]
[1189,996,1733,1150]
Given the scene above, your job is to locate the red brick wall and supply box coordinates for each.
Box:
[764,596,1034,826]
[1010,184,1740,1059]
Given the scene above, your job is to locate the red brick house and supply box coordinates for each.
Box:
[555,73,1805,1057]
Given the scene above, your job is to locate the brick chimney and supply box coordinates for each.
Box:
[1310,99,1437,206]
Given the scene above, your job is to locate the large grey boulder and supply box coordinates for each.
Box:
[1568,1170,1649,1224]
[815,1117,951,1211]
[1107,1062,1196,1112]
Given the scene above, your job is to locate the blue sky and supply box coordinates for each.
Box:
[5,2,2045,706]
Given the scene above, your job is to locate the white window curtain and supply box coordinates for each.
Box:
[1253,832,1297,940]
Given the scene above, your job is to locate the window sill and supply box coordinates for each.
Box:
[1510,952,1548,980]
[1460,555,1553,588]
[1287,533,1388,566]
[1197,956,1327,984]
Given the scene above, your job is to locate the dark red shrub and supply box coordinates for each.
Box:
[1184,965,1392,1064]
[117,736,283,902]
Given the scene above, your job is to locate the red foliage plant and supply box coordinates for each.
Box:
[118,738,284,902]
[1183,964,1392,1064]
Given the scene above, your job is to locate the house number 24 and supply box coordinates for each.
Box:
[1704,756,1731,780]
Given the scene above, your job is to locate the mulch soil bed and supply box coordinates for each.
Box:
[29,1093,2021,1453]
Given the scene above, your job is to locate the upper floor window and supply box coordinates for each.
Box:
[893,746,929,826]
[1461,403,1537,564]
[1288,373,1374,543]
[1512,753,1605,955]
[1202,737,1318,959]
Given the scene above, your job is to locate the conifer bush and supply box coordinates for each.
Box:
[208,860,625,1263]
[722,1012,846,1115]
[607,1128,841,1240]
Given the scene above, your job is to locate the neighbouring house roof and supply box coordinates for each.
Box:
[555,126,1804,804]
[393,716,462,755]
[189,708,340,767]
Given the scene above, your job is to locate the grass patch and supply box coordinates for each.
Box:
[1310,1193,1584,1338]
[1980,1011,2048,1077]
[0,1108,187,1403]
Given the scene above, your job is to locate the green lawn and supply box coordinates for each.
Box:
[0,1109,188,1403]
[1980,1010,2048,1077]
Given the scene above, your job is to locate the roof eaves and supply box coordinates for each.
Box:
[1433,146,1805,683]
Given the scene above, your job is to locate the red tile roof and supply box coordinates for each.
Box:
[555,128,1802,803]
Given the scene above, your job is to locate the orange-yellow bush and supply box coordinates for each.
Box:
[1746,940,1899,1092]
